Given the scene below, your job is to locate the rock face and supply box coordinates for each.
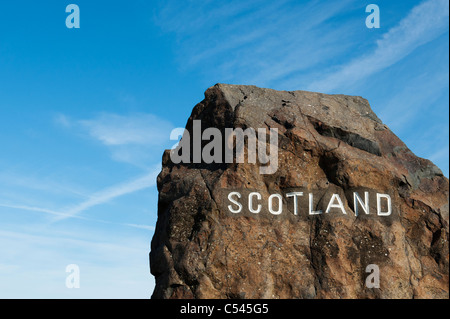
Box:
[150,84,449,299]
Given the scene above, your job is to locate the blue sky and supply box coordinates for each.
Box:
[0,0,448,298]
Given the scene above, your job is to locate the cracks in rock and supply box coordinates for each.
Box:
[296,104,320,149]
[308,115,382,157]
[199,169,220,212]
[238,88,249,102]
[318,152,341,186]
[295,104,341,176]
[308,218,323,296]
[396,214,421,298]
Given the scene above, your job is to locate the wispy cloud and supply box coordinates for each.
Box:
[428,146,450,164]
[54,113,72,128]
[307,0,449,93]
[56,166,161,221]
[0,202,157,232]
[0,227,154,298]
[53,112,174,168]
[378,65,449,133]
[79,113,173,146]
[0,112,168,224]
[155,0,357,87]
[0,203,71,219]
[0,170,89,199]
[124,223,155,231]
[69,112,174,168]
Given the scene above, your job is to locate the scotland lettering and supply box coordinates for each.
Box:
[223,189,393,217]
[169,120,393,218]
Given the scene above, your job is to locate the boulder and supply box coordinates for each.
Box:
[150,84,449,299]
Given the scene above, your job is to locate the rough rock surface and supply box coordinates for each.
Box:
[150,84,449,299]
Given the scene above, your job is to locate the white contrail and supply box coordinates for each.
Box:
[56,166,161,221]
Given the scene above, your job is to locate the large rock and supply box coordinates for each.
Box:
[150,84,449,299]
